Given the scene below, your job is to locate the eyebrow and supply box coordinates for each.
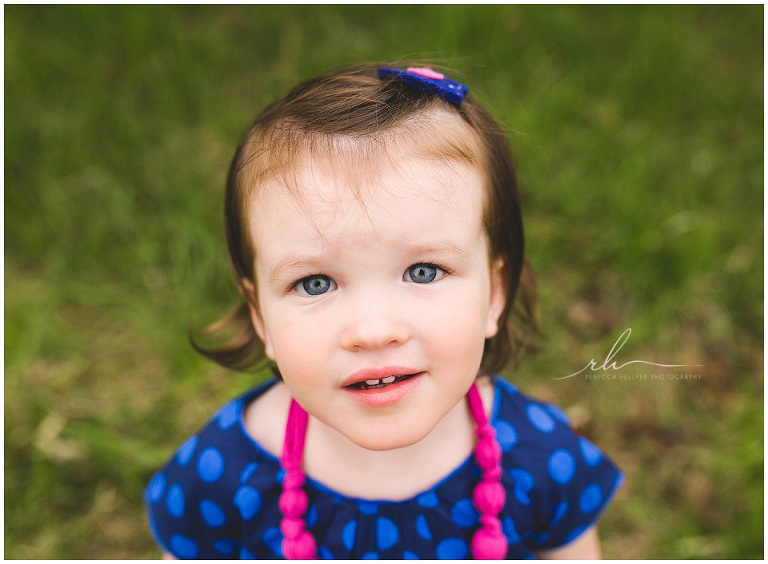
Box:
[267,256,326,284]
[404,242,471,263]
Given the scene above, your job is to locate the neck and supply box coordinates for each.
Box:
[303,393,477,501]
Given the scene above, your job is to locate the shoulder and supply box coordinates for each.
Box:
[492,376,615,477]
[144,378,288,559]
[491,376,623,551]
[144,381,286,558]
[146,382,279,501]
[491,376,577,451]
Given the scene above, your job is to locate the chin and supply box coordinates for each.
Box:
[347,424,431,452]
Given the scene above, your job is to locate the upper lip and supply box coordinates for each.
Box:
[342,367,422,387]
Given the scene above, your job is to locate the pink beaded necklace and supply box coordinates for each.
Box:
[278,382,508,559]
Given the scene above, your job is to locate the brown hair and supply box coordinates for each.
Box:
[192,62,538,374]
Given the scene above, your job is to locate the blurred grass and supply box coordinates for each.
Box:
[5,5,763,559]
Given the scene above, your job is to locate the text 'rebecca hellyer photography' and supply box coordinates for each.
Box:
[558,328,704,382]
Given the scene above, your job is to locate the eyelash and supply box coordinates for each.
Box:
[404,262,452,284]
[289,262,452,296]
[289,273,335,297]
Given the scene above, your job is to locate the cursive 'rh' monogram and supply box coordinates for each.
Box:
[557,328,703,380]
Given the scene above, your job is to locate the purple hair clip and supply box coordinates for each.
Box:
[377,66,468,105]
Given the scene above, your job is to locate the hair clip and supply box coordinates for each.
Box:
[377,66,468,105]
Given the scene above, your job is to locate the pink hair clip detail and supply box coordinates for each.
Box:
[406,67,445,80]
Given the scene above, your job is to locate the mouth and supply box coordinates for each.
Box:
[342,369,424,408]
[346,373,418,391]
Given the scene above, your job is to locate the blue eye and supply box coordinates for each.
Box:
[296,275,335,296]
[406,263,445,284]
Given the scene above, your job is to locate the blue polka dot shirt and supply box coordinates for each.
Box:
[145,377,622,559]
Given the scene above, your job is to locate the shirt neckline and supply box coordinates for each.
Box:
[235,375,504,505]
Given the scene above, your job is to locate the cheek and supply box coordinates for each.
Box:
[422,292,490,362]
[266,316,300,357]
[264,313,329,371]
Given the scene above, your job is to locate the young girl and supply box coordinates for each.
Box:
[145,63,622,559]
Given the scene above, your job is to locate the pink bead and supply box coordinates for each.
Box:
[279,488,308,517]
[283,530,317,559]
[475,437,502,469]
[473,479,506,514]
[280,517,304,538]
[295,530,317,559]
[471,525,508,559]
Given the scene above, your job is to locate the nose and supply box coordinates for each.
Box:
[340,287,409,352]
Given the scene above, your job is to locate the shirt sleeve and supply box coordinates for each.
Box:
[498,385,623,551]
[530,430,623,550]
[144,423,246,559]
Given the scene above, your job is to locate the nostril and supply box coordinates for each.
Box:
[344,318,408,349]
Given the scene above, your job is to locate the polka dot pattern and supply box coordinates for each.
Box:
[200,499,226,528]
[144,377,622,559]
[526,404,556,433]
[509,468,535,505]
[170,534,198,558]
[213,538,237,556]
[359,501,378,516]
[495,420,518,451]
[216,401,239,430]
[416,491,439,507]
[306,505,318,527]
[176,436,197,467]
[262,526,282,556]
[377,517,399,550]
[437,538,469,559]
[146,473,165,504]
[579,437,603,467]
[239,462,258,484]
[551,501,569,526]
[166,483,184,518]
[450,498,479,527]
[546,404,570,426]
[548,449,576,484]
[341,520,357,551]
[415,514,432,540]
[579,483,603,513]
[502,516,521,543]
[197,448,224,483]
[234,485,261,520]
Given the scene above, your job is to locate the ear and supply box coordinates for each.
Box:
[485,258,508,339]
[240,278,276,361]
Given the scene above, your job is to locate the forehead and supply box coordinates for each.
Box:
[254,148,485,225]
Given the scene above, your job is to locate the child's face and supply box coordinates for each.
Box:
[244,140,506,452]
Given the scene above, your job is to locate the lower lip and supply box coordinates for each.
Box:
[343,372,425,408]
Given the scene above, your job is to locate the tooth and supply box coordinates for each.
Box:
[366,379,380,386]
[381,376,396,384]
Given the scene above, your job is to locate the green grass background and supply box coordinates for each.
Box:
[5,5,763,559]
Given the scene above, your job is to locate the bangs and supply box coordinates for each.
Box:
[235,107,487,206]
